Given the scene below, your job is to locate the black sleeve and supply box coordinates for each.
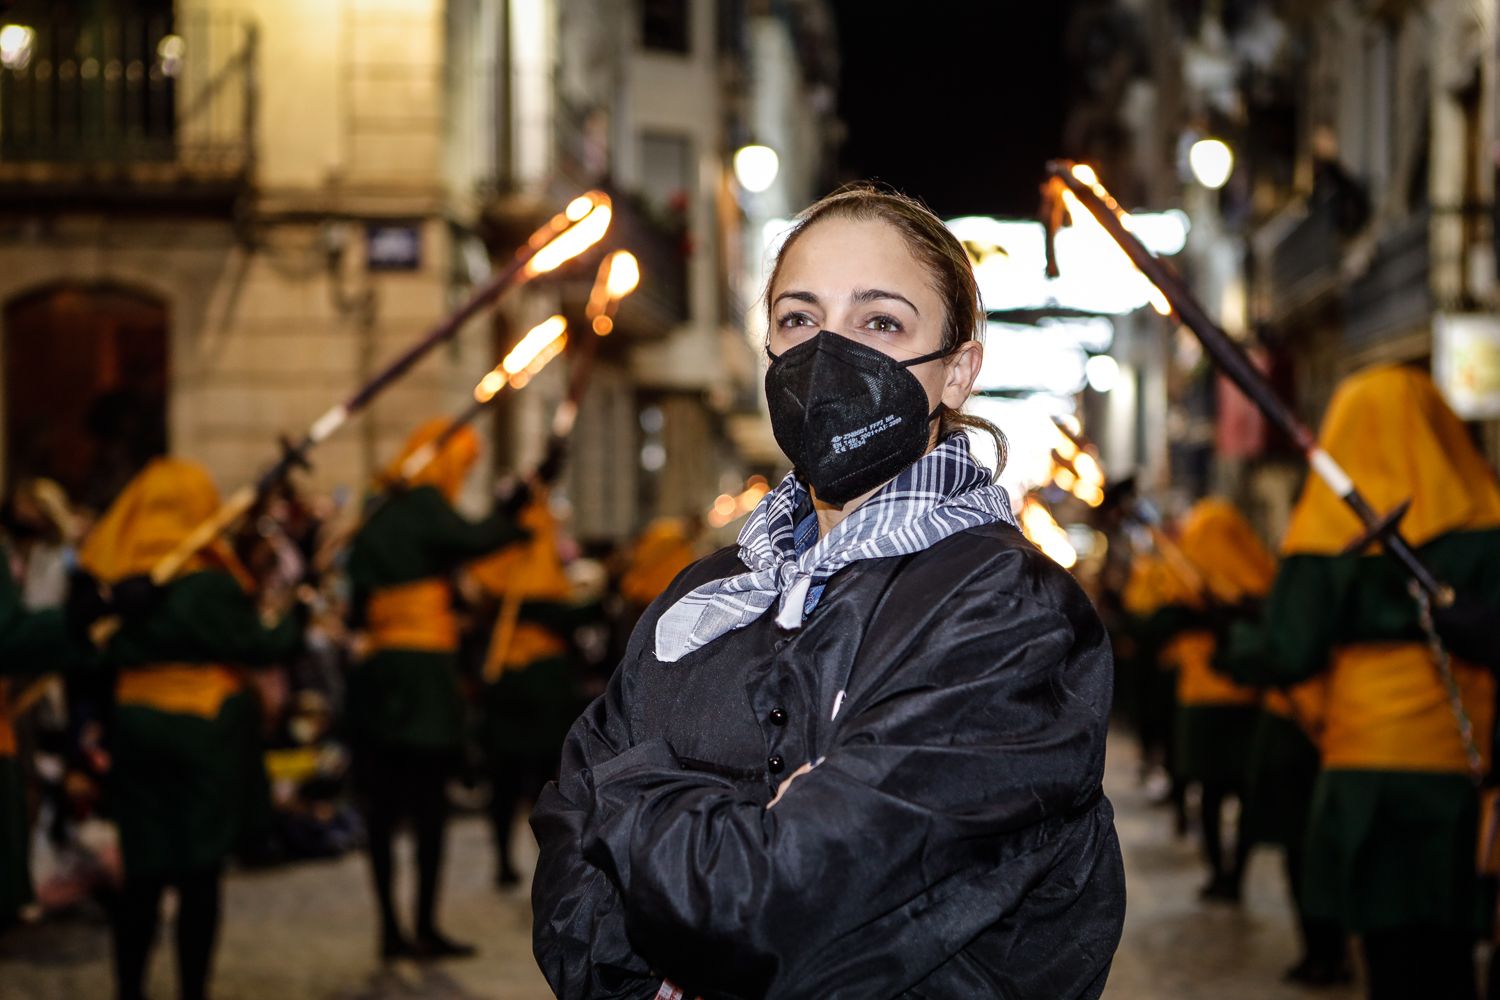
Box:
[1217,555,1340,686]
[416,489,530,564]
[173,573,303,667]
[577,586,1112,997]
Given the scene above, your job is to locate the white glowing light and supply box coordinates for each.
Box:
[0,24,35,71]
[948,212,1188,316]
[1123,209,1190,256]
[1085,354,1120,393]
[976,323,1088,395]
[734,144,780,194]
[1189,138,1235,190]
[157,34,185,77]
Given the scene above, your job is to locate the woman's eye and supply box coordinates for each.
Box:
[865,315,903,333]
[777,312,815,329]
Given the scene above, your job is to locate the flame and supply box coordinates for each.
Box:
[502,315,568,376]
[1019,497,1078,569]
[525,193,613,277]
[606,251,641,298]
[706,477,774,528]
[586,249,642,326]
[1047,420,1106,507]
[472,315,569,403]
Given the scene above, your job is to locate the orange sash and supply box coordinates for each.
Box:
[1165,630,1259,707]
[1262,676,1328,739]
[1321,642,1494,772]
[116,664,243,719]
[484,619,567,682]
[366,578,458,653]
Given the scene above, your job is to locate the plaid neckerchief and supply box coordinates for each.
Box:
[653,434,1017,663]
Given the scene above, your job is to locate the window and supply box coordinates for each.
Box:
[641,0,690,54]
[639,130,693,228]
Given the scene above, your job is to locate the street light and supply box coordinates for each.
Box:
[0,24,35,71]
[734,143,780,194]
[1085,354,1119,393]
[1188,138,1234,190]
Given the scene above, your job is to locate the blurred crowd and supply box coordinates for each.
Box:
[1091,365,1500,1000]
[0,417,707,996]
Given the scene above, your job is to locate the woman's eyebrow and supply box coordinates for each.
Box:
[852,287,920,315]
[773,290,820,307]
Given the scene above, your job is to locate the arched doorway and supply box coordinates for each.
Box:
[3,284,168,509]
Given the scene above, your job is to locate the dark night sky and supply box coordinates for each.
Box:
[830,1,1073,219]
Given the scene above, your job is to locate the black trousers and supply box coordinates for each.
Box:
[355,743,454,942]
[488,753,555,878]
[1362,925,1474,1000]
[112,866,222,1000]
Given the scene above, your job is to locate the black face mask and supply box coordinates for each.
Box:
[765,330,950,505]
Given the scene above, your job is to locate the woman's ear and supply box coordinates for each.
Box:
[941,341,983,411]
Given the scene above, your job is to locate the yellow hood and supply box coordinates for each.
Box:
[1283,365,1500,555]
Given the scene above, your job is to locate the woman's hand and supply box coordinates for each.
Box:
[767,759,819,809]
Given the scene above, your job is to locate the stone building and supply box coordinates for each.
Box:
[0,0,838,539]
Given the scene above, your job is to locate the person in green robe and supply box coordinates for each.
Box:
[79,457,304,1000]
[1220,365,1500,1000]
[345,419,526,959]
[464,489,597,887]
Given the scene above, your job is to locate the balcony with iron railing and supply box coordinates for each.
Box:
[0,10,256,209]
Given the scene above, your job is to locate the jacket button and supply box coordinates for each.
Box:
[767,754,785,774]
[768,707,787,726]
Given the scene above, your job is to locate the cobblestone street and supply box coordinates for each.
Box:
[1,738,1365,999]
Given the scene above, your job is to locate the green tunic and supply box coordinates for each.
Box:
[1242,710,1319,848]
[1220,527,1500,932]
[0,545,85,918]
[105,570,300,877]
[346,485,524,750]
[479,600,598,762]
[1147,603,1253,786]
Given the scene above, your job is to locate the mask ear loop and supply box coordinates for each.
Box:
[906,343,960,425]
[898,343,959,369]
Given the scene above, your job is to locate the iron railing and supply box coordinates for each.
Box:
[0,10,255,178]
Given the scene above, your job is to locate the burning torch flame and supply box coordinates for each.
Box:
[524,193,613,277]
[472,315,569,403]
[1019,497,1078,569]
[1056,164,1176,318]
[587,250,642,336]
[1048,421,1106,508]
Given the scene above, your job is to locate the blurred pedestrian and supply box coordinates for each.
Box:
[1161,499,1270,903]
[1245,674,1349,984]
[80,458,306,1000]
[344,419,527,960]
[1220,365,1500,1000]
[465,489,597,888]
[1120,552,1191,824]
[532,186,1123,998]
[0,529,90,927]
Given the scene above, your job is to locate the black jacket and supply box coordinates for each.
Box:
[531,522,1124,999]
